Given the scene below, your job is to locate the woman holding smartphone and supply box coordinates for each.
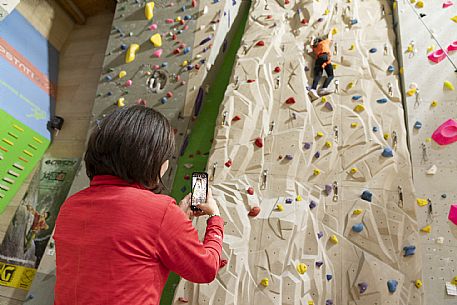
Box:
[54,105,223,305]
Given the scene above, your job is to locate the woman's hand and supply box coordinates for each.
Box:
[196,189,220,217]
[178,193,193,219]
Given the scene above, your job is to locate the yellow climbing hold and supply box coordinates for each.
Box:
[325,141,332,148]
[150,33,162,47]
[276,204,284,211]
[118,70,127,78]
[415,279,423,288]
[451,16,457,23]
[444,81,455,91]
[354,104,365,112]
[452,276,457,285]
[316,131,324,137]
[125,44,139,64]
[427,45,435,53]
[416,1,424,8]
[296,263,308,274]
[407,88,417,96]
[400,67,404,75]
[324,9,330,15]
[420,225,431,233]
[332,63,338,69]
[409,0,416,3]
[350,167,358,174]
[182,60,189,67]
[351,122,358,128]
[425,137,432,143]
[417,198,428,207]
[321,96,327,103]
[117,97,125,107]
[353,209,363,215]
[176,16,182,22]
[313,169,321,176]
[330,235,339,244]
[431,100,438,107]
[349,44,355,51]
[331,28,338,35]
[347,82,354,89]
[260,278,269,287]
[308,302,314,305]
[384,133,390,140]
[393,1,397,9]
[145,2,155,20]
[296,195,303,201]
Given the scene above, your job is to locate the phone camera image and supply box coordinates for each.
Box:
[192,173,208,206]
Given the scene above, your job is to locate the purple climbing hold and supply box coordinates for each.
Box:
[314,151,320,158]
[120,43,128,50]
[369,48,377,53]
[199,35,213,46]
[304,142,312,150]
[324,102,333,111]
[305,66,310,72]
[285,198,293,204]
[317,231,324,239]
[325,184,333,195]
[285,154,294,160]
[326,274,333,281]
[317,17,324,22]
[309,201,317,209]
[326,300,334,305]
[358,282,368,294]
[315,261,324,267]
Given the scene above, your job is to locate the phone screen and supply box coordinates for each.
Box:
[191,172,208,208]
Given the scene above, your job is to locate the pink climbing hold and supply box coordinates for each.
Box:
[428,49,447,63]
[183,25,189,30]
[449,204,457,225]
[136,99,147,106]
[443,0,454,8]
[153,64,160,70]
[153,49,163,58]
[124,80,133,87]
[165,18,173,24]
[149,24,158,30]
[192,0,197,7]
[448,41,457,52]
[432,119,457,145]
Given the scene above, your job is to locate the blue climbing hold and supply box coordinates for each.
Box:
[414,121,422,129]
[326,274,333,281]
[316,261,324,267]
[184,15,192,20]
[285,198,293,204]
[162,62,168,67]
[361,190,372,202]
[352,223,364,233]
[183,47,191,54]
[377,98,388,104]
[180,186,187,193]
[187,65,193,71]
[104,75,113,81]
[161,97,168,104]
[373,126,378,132]
[387,280,398,293]
[317,17,324,22]
[177,30,183,34]
[120,43,128,50]
[213,0,220,3]
[309,201,317,209]
[388,65,395,72]
[382,147,394,157]
[350,19,358,25]
[107,91,113,96]
[181,5,186,11]
[369,48,377,53]
[403,245,416,257]
[352,95,362,100]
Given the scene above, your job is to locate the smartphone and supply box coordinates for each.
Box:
[191,172,208,211]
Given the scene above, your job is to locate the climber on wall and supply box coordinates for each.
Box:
[308,32,335,100]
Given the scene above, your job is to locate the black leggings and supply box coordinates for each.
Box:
[311,54,334,89]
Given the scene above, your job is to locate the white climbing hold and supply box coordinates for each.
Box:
[426,165,437,175]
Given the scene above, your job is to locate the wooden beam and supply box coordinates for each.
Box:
[56,0,86,25]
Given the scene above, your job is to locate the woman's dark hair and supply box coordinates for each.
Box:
[85,105,175,191]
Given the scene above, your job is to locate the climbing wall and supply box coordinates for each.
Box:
[92,0,242,188]
[394,0,457,303]
[173,0,424,304]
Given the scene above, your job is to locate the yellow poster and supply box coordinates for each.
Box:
[0,262,36,290]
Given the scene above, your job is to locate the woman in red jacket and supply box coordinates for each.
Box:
[54,105,224,305]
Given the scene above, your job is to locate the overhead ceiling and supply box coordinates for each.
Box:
[57,0,116,24]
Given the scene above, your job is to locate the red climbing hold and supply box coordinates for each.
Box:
[274,66,281,73]
[267,15,273,19]
[173,128,178,134]
[285,0,290,4]
[184,174,190,180]
[195,64,200,70]
[232,115,241,121]
[191,0,197,8]
[248,207,261,217]
[172,34,178,41]
[179,20,185,25]
[256,40,265,47]
[285,97,296,104]
[301,19,309,25]
[177,297,189,303]
[173,48,181,54]
[225,160,232,167]
[166,91,173,98]
[247,79,256,83]
[247,187,254,195]
[254,137,263,148]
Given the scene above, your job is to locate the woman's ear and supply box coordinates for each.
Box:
[160,160,169,178]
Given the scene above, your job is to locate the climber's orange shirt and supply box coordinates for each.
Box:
[313,39,332,58]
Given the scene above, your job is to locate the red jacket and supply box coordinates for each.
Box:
[54,175,224,305]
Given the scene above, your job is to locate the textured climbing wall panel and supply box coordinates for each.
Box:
[395,0,457,303]
[173,0,424,304]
